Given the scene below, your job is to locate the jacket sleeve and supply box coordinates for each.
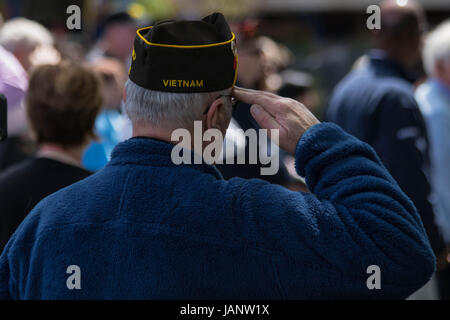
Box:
[235,123,436,299]
[371,92,445,255]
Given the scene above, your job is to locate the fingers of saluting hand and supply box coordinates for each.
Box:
[232,86,284,115]
[232,86,320,156]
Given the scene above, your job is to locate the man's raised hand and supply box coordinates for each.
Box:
[232,87,320,156]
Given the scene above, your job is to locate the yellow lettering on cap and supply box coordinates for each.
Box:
[161,80,205,88]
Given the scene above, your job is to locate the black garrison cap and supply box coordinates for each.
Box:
[129,12,238,93]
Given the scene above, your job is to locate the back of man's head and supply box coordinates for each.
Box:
[26,62,102,148]
[124,80,231,131]
[373,0,426,67]
[125,13,237,134]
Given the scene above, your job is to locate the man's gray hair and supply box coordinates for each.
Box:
[0,18,53,51]
[124,79,231,129]
[423,19,450,77]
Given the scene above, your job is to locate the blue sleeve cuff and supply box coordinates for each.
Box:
[294,122,364,178]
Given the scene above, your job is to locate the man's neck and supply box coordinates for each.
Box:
[132,125,175,145]
[370,49,415,83]
[132,125,206,158]
[37,143,84,168]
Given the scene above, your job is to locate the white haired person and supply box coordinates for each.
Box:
[0,17,60,71]
[0,13,435,299]
[0,17,29,171]
[0,18,61,172]
[416,19,450,299]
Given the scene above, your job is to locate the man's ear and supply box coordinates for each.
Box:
[205,97,225,131]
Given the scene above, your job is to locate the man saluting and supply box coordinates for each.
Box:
[0,12,435,299]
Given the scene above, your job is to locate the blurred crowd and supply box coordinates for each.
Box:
[0,0,449,299]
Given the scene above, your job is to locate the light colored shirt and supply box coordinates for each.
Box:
[82,109,132,171]
[0,45,28,136]
[416,79,450,242]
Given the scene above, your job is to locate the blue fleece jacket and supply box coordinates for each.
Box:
[0,123,435,299]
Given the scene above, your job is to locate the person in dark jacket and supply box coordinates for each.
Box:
[0,62,102,250]
[0,13,435,300]
[325,0,446,259]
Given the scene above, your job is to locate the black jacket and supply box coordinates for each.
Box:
[0,157,91,251]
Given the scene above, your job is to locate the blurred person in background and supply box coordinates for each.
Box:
[277,69,320,116]
[0,17,60,72]
[82,57,132,171]
[0,17,61,172]
[0,62,102,251]
[87,12,138,69]
[325,0,447,273]
[236,35,292,93]
[416,19,450,299]
[0,15,30,171]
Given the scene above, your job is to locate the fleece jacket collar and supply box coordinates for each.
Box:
[107,136,224,180]
[368,49,417,84]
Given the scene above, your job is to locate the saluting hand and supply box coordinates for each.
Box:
[232,86,320,156]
